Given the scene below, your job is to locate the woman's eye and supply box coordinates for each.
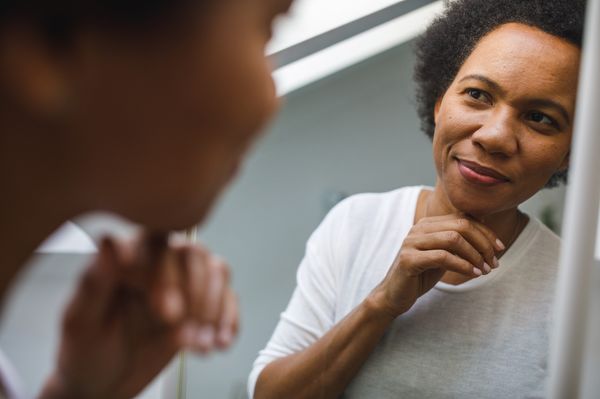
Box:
[466,88,491,104]
[528,112,555,126]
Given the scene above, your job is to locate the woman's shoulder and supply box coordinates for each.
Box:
[524,217,562,257]
[511,216,562,281]
[310,186,422,261]
[330,186,424,225]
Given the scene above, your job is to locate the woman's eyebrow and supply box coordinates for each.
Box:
[459,73,571,124]
[458,74,505,96]
[528,98,571,125]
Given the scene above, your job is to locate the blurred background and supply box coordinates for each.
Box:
[0,0,574,397]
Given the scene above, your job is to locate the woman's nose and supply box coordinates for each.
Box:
[471,108,519,157]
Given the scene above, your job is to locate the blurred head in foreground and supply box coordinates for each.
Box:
[0,0,292,230]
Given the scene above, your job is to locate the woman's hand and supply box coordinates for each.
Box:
[40,233,239,399]
[370,214,504,318]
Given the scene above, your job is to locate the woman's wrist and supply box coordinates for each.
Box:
[363,288,402,324]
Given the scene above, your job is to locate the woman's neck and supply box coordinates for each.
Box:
[416,183,525,247]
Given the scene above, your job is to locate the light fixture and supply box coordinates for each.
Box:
[270,0,443,96]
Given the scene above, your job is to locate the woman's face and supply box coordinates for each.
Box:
[432,23,580,218]
[68,0,293,229]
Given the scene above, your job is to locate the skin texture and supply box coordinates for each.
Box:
[0,0,293,397]
[254,23,580,399]
[424,22,578,285]
[431,23,576,220]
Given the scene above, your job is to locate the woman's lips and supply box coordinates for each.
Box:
[456,158,510,185]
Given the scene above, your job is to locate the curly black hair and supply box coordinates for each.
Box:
[414,0,586,187]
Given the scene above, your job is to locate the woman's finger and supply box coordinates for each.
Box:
[198,254,229,327]
[111,232,169,292]
[410,231,489,274]
[62,237,120,334]
[87,237,121,318]
[119,231,183,324]
[453,218,501,268]
[418,214,504,253]
[416,214,467,225]
[179,244,207,322]
[469,221,505,267]
[175,245,228,354]
[404,248,481,277]
[415,218,500,268]
[215,289,239,350]
[152,249,185,324]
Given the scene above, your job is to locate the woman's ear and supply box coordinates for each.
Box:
[434,96,443,125]
[0,24,70,117]
[558,151,570,172]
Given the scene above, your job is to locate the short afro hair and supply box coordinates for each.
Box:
[414,0,586,187]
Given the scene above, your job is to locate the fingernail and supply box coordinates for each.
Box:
[473,267,482,276]
[483,263,491,274]
[164,291,184,320]
[181,325,197,346]
[218,328,233,346]
[496,239,506,251]
[196,326,215,349]
[493,256,499,268]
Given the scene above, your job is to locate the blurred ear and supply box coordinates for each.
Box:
[433,96,443,125]
[558,151,570,172]
[0,24,70,117]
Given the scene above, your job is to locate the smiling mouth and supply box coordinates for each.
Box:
[455,158,510,185]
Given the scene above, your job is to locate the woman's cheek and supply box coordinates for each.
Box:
[239,58,279,139]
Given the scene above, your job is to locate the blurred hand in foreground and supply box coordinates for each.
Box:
[40,232,238,399]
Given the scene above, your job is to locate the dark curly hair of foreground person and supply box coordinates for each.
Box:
[414,0,586,187]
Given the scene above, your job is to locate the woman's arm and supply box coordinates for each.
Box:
[254,291,394,399]
[253,214,503,399]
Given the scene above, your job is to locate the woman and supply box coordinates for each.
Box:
[0,0,293,397]
[249,0,584,398]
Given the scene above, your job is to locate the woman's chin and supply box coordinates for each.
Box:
[441,179,511,219]
[444,192,499,220]
[451,197,517,222]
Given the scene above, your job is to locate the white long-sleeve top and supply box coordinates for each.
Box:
[248,186,560,398]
